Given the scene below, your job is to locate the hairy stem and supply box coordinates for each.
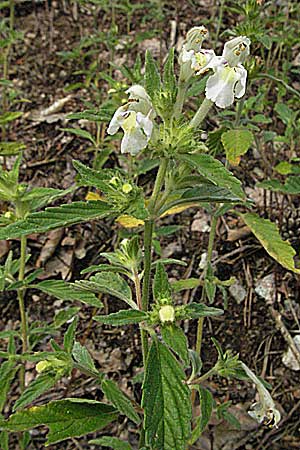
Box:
[173,81,188,120]
[17,235,28,392]
[190,98,213,129]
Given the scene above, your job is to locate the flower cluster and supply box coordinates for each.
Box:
[179,27,250,108]
[107,27,251,155]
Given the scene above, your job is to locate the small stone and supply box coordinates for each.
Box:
[282,335,300,371]
[229,281,247,304]
[255,273,275,302]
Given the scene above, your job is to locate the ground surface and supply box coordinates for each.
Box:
[1,1,300,449]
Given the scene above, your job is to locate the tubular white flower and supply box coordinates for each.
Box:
[223,36,251,67]
[205,63,247,108]
[178,26,209,83]
[107,85,154,155]
[191,49,216,74]
[203,36,250,108]
[241,362,281,428]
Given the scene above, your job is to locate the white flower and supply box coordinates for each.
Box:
[204,36,250,108]
[205,63,247,108]
[191,49,216,74]
[223,36,251,67]
[241,362,281,428]
[107,85,154,155]
[179,26,209,83]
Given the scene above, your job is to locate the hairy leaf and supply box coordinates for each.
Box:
[0,201,112,239]
[153,263,171,303]
[33,280,103,308]
[242,213,300,273]
[161,325,189,366]
[181,303,223,319]
[102,379,140,424]
[89,437,132,450]
[221,129,253,165]
[94,310,148,326]
[180,154,245,200]
[0,399,117,445]
[72,341,97,373]
[144,50,161,100]
[142,339,191,449]
[190,386,213,444]
[75,272,136,309]
[0,360,17,412]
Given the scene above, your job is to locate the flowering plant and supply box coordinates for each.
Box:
[2,22,299,450]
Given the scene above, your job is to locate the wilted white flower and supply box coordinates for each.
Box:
[241,362,281,428]
[204,36,250,108]
[107,85,154,156]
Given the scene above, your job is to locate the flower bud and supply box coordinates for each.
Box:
[159,305,175,323]
[122,183,133,194]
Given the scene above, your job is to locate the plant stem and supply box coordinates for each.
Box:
[190,366,216,385]
[134,270,142,311]
[173,81,188,120]
[190,98,213,129]
[17,235,28,392]
[195,214,218,355]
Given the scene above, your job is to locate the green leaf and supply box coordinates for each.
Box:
[0,399,117,445]
[13,372,61,411]
[274,161,293,175]
[144,50,161,100]
[142,339,192,450]
[0,431,8,450]
[63,317,78,353]
[102,379,140,424]
[75,272,137,309]
[0,141,26,156]
[0,112,23,125]
[221,129,253,164]
[0,201,112,239]
[33,280,103,308]
[61,127,96,145]
[258,176,300,195]
[0,360,17,412]
[153,263,171,303]
[181,303,223,319]
[242,213,300,273]
[161,325,189,366]
[94,310,148,326]
[89,437,132,450]
[72,341,97,373]
[181,185,243,203]
[163,48,176,100]
[171,278,201,293]
[54,307,81,327]
[180,154,245,199]
[190,386,213,444]
[204,279,216,304]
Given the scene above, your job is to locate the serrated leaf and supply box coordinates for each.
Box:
[0,141,26,156]
[153,263,171,303]
[161,325,189,366]
[242,213,300,273]
[75,272,137,309]
[0,360,17,412]
[0,399,117,445]
[0,431,8,450]
[72,341,97,373]
[190,386,213,444]
[163,48,176,100]
[33,280,103,308]
[182,185,243,203]
[13,372,61,411]
[102,379,140,424]
[221,129,253,165]
[142,339,191,449]
[94,310,148,326]
[144,50,161,100]
[89,437,132,450]
[257,176,300,195]
[0,201,112,239]
[182,303,223,319]
[61,127,96,145]
[180,154,245,199]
